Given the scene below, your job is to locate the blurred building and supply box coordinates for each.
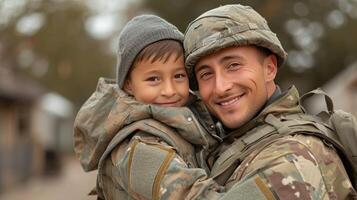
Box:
[33,92,74,175]
[308,63,357,117]
[0,65,74,193]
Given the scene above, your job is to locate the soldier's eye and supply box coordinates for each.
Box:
[228,63,241,70]
[199,71,213,80]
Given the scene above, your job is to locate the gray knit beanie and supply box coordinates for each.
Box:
[116,15,184,88]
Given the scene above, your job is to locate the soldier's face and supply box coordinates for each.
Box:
[124,55,189,107]
[195,46,277,128]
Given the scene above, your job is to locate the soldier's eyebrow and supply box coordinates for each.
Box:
[219,55,244,64]
[195,54,245,74]
[195,64,210,74]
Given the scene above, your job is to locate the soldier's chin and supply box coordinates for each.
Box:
[222,117,249,129]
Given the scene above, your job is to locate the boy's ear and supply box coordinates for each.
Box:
[264,54,278,82]
[123,79,133,95]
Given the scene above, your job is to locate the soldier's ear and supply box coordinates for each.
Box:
[123,79,133,95]
[263,54,278,82]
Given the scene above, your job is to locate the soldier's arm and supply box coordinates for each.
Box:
[110,133,225,200]
[223,135,356,199]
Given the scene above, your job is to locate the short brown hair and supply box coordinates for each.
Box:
[133,40,183,66]
[255,45,274,64]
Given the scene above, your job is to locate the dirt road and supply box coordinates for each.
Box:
[0,156,97,200]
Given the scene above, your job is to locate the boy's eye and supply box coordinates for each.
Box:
[145,76,160,82]
[174,73,187,79]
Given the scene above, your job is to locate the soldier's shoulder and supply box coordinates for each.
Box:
[248,134,355,199]
[254,134,343,164]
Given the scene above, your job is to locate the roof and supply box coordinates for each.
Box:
[0,66,46,101]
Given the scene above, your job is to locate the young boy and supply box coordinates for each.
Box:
[74,15,219,199]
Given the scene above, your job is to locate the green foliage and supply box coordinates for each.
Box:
[0,0,115,108]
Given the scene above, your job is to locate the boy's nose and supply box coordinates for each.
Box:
[161,81,176,97]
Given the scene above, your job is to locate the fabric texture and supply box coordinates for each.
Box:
[129,142,172,199]
[116,14,183,88]
[74,78,357,199]
[73,77,217,172]
[73,78,221,199]
[208,86,357,199]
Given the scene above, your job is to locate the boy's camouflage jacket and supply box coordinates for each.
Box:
[73,78,222,199]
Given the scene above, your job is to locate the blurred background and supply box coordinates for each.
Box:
[0,0,356,199]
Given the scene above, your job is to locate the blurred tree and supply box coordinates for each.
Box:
[0,0,116,108]
[142,0,357,93]
[2,0,356,108]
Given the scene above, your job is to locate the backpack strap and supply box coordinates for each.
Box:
[210,116,280,180]
[265,114,291,134]
[210,113,305,179]
[300,88,334,114]
[300,88,357,188]
[331,110,357,159]
[211,113,357,188]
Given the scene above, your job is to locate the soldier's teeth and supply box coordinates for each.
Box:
[221,97,239,106]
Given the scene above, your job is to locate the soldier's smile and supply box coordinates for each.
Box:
[217,93,245,107]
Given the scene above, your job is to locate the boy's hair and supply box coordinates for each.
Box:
[133,40,184,66]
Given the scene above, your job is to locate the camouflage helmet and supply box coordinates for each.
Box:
[184,4,288,90]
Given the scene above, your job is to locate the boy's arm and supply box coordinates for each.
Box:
[109,133,224,199]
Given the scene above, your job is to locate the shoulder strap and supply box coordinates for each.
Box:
[266,113,357,188]
[300,88,357,188]
[331,110,357,159]
[210,117,279,179]
[300,88,334,113]
[211,112,357,188]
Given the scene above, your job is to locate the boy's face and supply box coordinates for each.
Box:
[124,55,189,107]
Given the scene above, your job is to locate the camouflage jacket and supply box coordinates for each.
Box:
[73,78,221,199]
[74,79,356,199]
[205,86,357,199]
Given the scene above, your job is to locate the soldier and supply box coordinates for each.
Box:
[184,4,357,199]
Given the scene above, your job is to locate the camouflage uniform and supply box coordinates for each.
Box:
[74,78,357,199]
[182,4,357,200]
[74,78,223,199]
[205,86,357,199]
